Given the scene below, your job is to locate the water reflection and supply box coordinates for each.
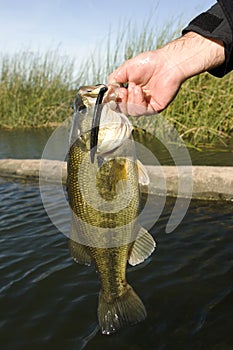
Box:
[0,128,53,159]
[0,128,232,165]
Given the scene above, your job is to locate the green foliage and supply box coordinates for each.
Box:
[0,17,232,147]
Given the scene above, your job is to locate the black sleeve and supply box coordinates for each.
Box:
[182,1,233,77]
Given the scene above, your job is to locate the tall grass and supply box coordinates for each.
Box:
[0,49,79,127]
[0,16,232,146]
[164,72,233,145]
[78,15,183,84]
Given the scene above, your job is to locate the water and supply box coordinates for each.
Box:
[0,129,52,160]
[1,179,232,350]
[0,129,233,350]
[0,128,233,165]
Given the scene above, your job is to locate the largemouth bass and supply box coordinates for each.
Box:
[67,84,156,335]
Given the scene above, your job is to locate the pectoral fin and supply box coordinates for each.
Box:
[137,160,150,186]
[128,227,156,266]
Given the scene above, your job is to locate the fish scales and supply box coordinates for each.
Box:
[68,142,139,231]
[67,84,156,335]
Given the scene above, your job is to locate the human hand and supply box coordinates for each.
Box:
[107,50,183,116]
[107,32,225,116]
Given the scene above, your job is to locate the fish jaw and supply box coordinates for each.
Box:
[70,84,108,150]
[70,85,134,159]
[75,84,107,110]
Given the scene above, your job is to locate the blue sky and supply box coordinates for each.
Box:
[0,0,214,65]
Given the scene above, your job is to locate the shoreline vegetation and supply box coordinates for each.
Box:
[0,18,232,148]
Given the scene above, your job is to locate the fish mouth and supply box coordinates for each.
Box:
[90,85,108,163]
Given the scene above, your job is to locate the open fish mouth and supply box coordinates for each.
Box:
[90,85,108,163]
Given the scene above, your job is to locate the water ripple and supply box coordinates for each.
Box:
[0,180,233,350]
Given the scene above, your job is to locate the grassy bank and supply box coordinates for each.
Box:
[0,19,232,147]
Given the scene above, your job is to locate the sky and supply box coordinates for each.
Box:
[0,0,214,68]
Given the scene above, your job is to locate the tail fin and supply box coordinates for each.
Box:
[98,284,147,335]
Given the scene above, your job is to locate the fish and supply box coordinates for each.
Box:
[66,84,156,335]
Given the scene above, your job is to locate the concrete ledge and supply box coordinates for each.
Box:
[0,159,67,184]
[0,159,232,201]
[146,165,233,201]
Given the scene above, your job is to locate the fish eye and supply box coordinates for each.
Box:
[74,94,86,112]
[78,105,86,112]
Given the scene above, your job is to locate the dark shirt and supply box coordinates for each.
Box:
[182,0,233,77]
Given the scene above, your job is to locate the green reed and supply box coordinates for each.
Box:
[0,49,79,128]
[163,72,233,146]
[0,16,232,146]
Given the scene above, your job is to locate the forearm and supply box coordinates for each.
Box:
[107,3,230,114]
[161,31,225,85]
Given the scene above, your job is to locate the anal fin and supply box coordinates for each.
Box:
[69,216,91,266]
[128,227,156,266]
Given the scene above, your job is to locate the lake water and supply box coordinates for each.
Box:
[0,128,233,165]
[0,128,233,350]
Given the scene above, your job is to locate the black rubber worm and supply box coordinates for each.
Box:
[90,85,108,163]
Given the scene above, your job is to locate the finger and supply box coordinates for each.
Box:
[134,85,148,115]
[127,83,148,116]
[108,64,129,85]
[116,88,128,115]
[104,83,119,103]
[104,83,125,111]
[126,82,137,116]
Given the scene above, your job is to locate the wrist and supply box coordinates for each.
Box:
[161,31,225,83]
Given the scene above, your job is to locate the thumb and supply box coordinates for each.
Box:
[108,65,129,84]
